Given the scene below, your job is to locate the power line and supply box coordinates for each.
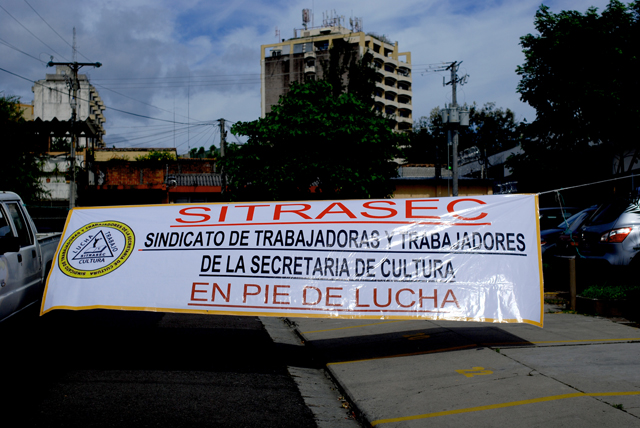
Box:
[0,23,195,122]
[538,174,639,195]
[0,66,199,126]
[0,36,46,64]
[22,0,93,63]
[92,72,264,82]
[89,79,262,90]
[0,4,69,62]
[0,37,162,118]
[91,82,197,122]
[1,66,222,154]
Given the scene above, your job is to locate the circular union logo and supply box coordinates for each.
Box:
[58,221,135,278]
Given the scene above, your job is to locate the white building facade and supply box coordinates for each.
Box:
[32,65,106,148]
[31,65,105,203]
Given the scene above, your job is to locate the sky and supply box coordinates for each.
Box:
[1,0,613,155]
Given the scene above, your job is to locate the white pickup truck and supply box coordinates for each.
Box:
[0,191,62,322]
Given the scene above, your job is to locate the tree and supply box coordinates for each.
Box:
[0,94,47,202]
[512,0,640,191]
[188,145,219,159]
[406,103,524,172]
[459,102,523,158]
[320,38,378,104]
[405,108,447,166]
[219,80,404,201]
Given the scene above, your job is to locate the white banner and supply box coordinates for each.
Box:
[41,196,544,326]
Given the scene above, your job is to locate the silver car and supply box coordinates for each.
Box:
[577,197,640,267]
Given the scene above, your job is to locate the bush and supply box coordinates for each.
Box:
[579,285,640,301]
[136,151,176,162]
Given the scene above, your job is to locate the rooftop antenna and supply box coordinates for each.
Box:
[72,27,77,62]
[302,9,311,30]
[350,16,362,32]
[275,26,280,41]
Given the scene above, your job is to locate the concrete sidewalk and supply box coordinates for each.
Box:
[288,309,640,427]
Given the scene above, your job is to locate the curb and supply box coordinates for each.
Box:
[290,320,372,428]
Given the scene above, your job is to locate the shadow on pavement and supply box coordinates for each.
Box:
[302,325,533,364]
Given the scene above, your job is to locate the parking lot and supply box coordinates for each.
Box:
[272,306,640,427]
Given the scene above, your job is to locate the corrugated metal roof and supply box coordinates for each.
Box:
[167,173,222,187]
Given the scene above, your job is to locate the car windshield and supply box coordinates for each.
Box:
[588,199,635,226]
[540,208,578,230]
[556,211,584,230]
[557,208,596,232]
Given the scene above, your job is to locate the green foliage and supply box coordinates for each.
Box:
[406,103,525,170]
[580,284,640,300]
[0,94,47,202]
[136,150,177,161]
[219,80,404,201]
[459,102,523,157]
[320,38,377,104]
[188,145,219,159]
[405,108,447,166]
[366,32,393,45]
[512,0,640,192]
[50,137,70,152]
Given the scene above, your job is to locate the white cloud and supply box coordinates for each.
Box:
[0,0,612,152]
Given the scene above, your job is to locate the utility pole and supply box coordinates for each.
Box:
[421,61,469,196]
[47,60,102,210]
[449,62,460,197]
[218,118,227,197]
[439,61,469,196]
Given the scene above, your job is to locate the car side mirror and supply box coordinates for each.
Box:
[0,236,20,254]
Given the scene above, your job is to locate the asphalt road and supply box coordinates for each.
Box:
[3,306,320,428]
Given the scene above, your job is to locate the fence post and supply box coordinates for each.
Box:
[569,256,577,311]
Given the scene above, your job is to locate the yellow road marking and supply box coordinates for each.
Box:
[302,320,406,334]
[456,367,493,378]
[371,391,640,426]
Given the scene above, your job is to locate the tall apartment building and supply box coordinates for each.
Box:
[32,65,106,147]
[260,18,412,131]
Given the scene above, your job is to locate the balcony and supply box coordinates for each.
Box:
[397,66,411,77]
[397,68,412,84]
[398,95,412,105]
[384,76,397,87]
[397,87,411,98]
[385,105,397,115]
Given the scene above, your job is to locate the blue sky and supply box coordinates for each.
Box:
[1,0,613,153]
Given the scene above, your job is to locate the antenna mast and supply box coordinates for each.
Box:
[72,27,77,62]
